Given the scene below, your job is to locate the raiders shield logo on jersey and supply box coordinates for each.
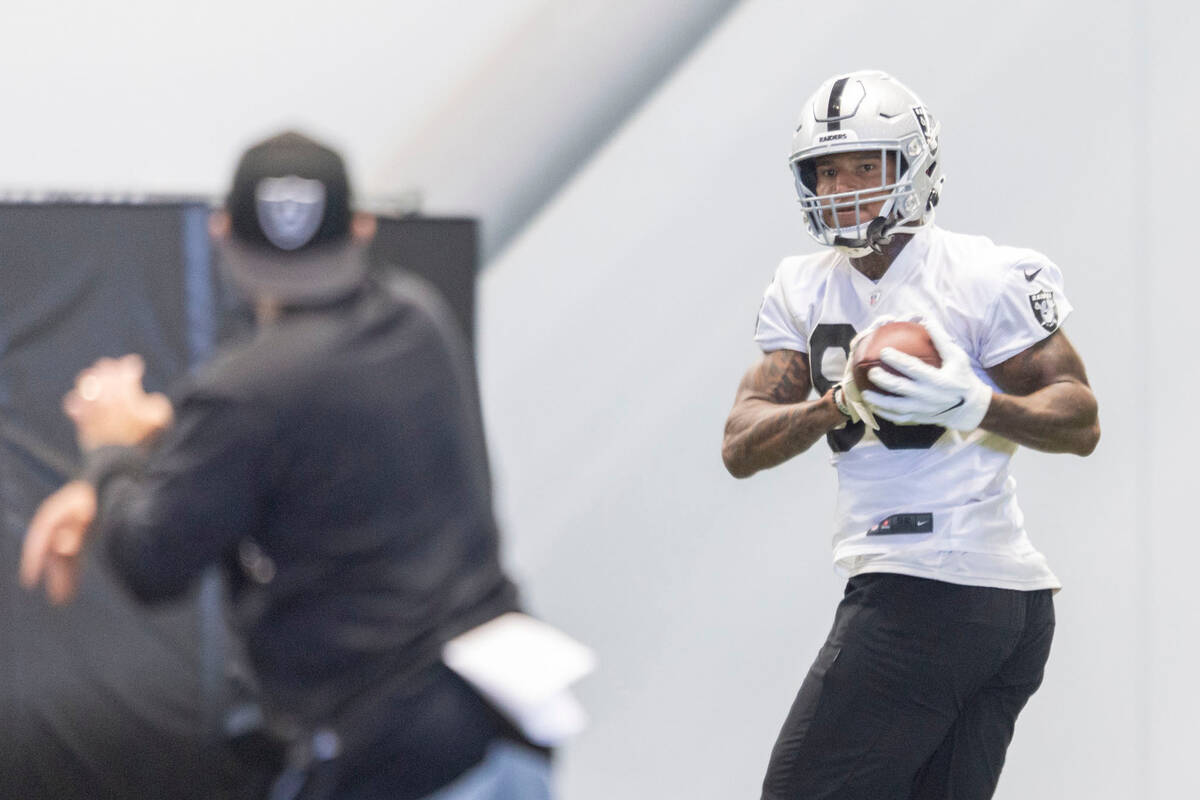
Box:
[1028,289,1059,332]
[255,175,326,250]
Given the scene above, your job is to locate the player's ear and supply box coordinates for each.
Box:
[351,212,377,244]
[209,209,231,241]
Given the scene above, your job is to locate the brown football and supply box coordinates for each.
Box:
[851,321,942,395]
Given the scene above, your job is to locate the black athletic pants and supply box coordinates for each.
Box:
[761,573,1055,800]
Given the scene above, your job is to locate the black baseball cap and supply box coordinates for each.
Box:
[219,130,368,303]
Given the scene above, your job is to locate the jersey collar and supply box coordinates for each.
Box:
[841,227,934,309]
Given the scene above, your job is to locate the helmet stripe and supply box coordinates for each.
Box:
[826,77,850,131]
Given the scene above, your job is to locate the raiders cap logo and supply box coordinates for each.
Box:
[255,176,326,250]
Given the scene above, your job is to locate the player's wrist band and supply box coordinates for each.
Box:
[832,383,851,418]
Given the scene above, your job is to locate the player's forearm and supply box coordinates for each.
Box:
[980,380,1100,455]
[722,391,845,478]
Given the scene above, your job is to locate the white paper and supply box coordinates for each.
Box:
[442,613,596,746]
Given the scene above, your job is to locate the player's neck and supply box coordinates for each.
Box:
[849,234,913,282]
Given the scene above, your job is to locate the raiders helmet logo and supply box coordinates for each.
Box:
[912,106,939,156]
[1028,289,1059,332]
[255,176,326,250]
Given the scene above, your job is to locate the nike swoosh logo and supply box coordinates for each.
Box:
[1024,267,1043,282]
[935,397,965,415]
[916,520,929,527]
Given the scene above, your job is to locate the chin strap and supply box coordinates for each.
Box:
[866,217,895,253]
[832,216,896,257]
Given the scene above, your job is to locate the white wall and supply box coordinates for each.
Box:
[0,1,534,196]
[478,1,1198,798]
[1142,1,1200,794]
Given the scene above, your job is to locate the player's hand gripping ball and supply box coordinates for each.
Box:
[850,321,942,395]
[856,318,993,432]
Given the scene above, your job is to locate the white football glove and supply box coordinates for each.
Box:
[829,314,910,432]
[833,355,879,431]
[859,318,992,432]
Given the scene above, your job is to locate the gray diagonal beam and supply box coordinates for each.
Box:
[372,0,742,264]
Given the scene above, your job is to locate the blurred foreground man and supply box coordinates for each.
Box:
[21,132,554,800]
[722,71,1099,798]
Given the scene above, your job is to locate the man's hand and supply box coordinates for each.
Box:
[830,319,899,431]
[834,363,879,431]
[861,319,992,432]
[19,481,99,605]
[64,355,173,452]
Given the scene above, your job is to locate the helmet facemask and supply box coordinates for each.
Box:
[791,138,930,257]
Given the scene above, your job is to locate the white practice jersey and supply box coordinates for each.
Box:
[755,226,1071,591]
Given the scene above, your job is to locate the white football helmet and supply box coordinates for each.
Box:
[789,70,945,256]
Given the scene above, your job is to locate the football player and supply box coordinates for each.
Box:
[722,70,1099,799]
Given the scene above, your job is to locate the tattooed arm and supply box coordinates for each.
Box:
[982,329,1100,455]
[722,349,847,479]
